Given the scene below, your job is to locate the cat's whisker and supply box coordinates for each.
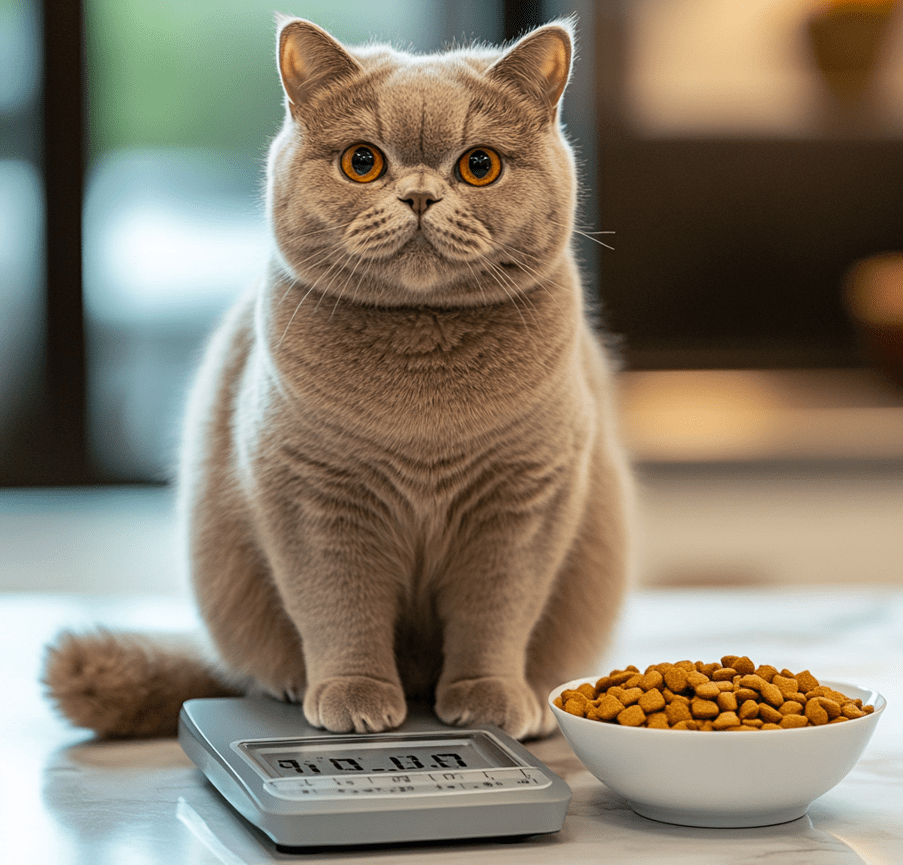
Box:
[491,245,565,313]
[277,250,356,345]
[541,214,618,251]
[275,247,339,308]
[311,254,355,314]
[277,282,316,347]
[573,230,616,251]
[330,251,364,317]
[470,255,537,338]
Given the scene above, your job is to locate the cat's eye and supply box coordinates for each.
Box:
[341,143,385,183]
[457,147,502,187]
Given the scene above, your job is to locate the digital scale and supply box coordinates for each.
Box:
[178,697,572,848]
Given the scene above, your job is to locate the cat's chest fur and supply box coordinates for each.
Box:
[260,272,579,446]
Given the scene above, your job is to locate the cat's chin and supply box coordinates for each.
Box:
[385,237,460,293]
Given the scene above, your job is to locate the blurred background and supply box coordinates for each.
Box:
[1,0,902,593]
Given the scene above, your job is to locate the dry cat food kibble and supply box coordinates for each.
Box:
[554,656,875,731]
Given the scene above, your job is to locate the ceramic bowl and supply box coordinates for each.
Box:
[549,677,885,828]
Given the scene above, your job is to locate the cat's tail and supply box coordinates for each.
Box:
[42,628,242,738]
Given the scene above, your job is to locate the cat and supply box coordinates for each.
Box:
[43,16,632,741]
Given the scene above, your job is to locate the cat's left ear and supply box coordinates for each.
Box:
[487,21,573,118]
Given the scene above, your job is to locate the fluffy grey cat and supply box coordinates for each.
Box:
[44,17,632,740]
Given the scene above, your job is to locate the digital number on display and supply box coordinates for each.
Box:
[275,752,469,775]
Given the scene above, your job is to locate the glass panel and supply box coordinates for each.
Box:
[83,0,445,479]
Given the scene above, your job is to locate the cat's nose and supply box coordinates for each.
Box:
[399,191,441,217]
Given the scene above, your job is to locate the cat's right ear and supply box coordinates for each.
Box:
[276,16,361,114]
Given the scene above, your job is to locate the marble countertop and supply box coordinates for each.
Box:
[4,588,901,864]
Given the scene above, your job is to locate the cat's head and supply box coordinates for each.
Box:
[266,17,578,307]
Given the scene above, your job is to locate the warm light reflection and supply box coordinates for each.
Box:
[628,0,903,135]
[619,369,903,462]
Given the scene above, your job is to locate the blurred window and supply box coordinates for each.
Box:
[0,0,43,478]
[82,0,452,479]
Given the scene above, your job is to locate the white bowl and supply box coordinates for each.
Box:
[549,677,885,828]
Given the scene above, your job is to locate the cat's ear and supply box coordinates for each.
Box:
[487,22,573,117]
[276,16,361,112]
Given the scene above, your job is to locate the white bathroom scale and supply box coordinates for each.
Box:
[178,697,571,848]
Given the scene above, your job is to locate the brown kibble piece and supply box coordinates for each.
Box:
[694,682,721,699]
[733,656,755,675]
[691,697,719,719]
[564,696,588,716]
[805,699,829,726]
[595,671,634,691]
[665,701,693,724]
[772,675,799,699]
[595,694,625,721]
[638,688,667,714]
[624,674,643,689]
[640,670,664,691]
[863,704,875,714]
[826,688,850,706]
[780,714,809,729]
[674,660,696,672]
[735,687,758,702]
[712,667,737,681]
[720,655,740,668]
[664,667,689,692]
[761,723,782,730]
[686,671,710,689]
[754,665,779,683]
[758,704,783,724]
[713,711,741,730]
[741,718,764,728]
[647,712,670,729]
[841,703,865,719]
[828,716,849,724]
[739,674,767,692]
[617,705,646,726]
[717,691,738,712]
[619,687,644,707]
[739,699,760,720]
[779,701,804,716]
[816,697,841,720]
[759,682,784,707]
[795,670,820,692]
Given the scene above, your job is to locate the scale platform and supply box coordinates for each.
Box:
[179,697,572,848]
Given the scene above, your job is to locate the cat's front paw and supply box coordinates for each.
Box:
[435,676,555,740]
[304,676,407,733]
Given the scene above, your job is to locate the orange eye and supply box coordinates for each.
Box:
[341,143,385,183]
[457,147,502,186]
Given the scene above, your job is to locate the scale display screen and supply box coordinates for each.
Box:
[241,733,514,779]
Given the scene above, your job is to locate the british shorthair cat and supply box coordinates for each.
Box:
[43,16,632,740]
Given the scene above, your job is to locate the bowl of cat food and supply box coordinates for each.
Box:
[549,655,885,828]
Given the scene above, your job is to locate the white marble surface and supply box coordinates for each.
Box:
[4,589,901,864]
